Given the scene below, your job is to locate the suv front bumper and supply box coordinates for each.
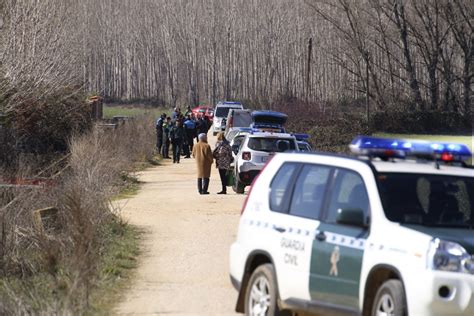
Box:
[406,270,474,316]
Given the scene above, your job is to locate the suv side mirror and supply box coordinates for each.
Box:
[336,208,367,228]
[232,144,240,155]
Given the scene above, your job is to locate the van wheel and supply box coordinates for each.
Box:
[371,280,407,316]
[233,179,245,194]
[244,264,290,316]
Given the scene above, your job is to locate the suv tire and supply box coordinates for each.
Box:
[233,178,245,194]
[371,279,407,316]
[244,264,289,316]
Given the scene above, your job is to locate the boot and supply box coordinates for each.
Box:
[197,178,203,194]
[202,178,210,194]
[217,185,227,195]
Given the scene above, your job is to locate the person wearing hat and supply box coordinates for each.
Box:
[192,133,214,195]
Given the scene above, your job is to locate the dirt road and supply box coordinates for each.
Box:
[116,136,244,315]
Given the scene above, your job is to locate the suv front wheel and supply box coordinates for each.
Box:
[244,264,289,316]
[371,279,407,316]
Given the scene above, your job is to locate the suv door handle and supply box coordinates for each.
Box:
[315,231,326,242]
[273,226,286,233]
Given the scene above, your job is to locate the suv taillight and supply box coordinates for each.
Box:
[242,152,251,161]
[241,155,274,215]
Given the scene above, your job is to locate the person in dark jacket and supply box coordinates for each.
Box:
[170,120,185,163]
[213,132,233,194]
[183,115,196,158]
[162,117,172,159]
[155,113,166,155]
[197,115,208,136]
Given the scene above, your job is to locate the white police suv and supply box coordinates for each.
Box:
[229,136,474,316]
[232,131,299,194]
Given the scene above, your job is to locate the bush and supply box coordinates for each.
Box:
[0,115,156,314]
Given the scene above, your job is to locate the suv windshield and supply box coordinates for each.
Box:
[248,137,296,153]
[378,173,474,228]
[216,107,240,117]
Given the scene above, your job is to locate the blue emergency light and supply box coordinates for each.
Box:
[350,136,472,163]
[292,133,310,141]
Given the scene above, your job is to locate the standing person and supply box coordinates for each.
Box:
[213,132,233,194]
[162,117,172,159]
[155,113,166,155]
[170,120,185,163]
[198,115,208,136]
[171,107,179,121]
[192,133,213,195]
[184,115,196,158]
[185,105,193,117]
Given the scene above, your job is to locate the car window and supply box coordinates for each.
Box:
[248,138,297,153]
[289,164,331,220]
[233,112,252,127]
[270,163,299,213]
[215,107,240,117]
[326,169,369,223]
[378,173,474,227]
[233,135,245,148]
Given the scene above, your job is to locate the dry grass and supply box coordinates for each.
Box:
[0,115,156,314]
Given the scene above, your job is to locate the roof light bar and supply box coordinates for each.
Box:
[350,136,472,162]
[292,133,309,141]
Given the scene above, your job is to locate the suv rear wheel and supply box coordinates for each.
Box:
[233,168,245,194]
[244,264,289,316]
[233,179,245,194]
[371,279,407,316]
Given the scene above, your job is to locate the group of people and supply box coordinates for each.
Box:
[193,132,233,195]
[155,107,210,164]
[155,108,233,195]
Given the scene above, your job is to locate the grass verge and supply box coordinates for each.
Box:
[88,221,141,315]
[104,104,169,119]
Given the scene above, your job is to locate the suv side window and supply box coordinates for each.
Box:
[326,168,369,223]
[270,163,299,213]
[289,164,332,219]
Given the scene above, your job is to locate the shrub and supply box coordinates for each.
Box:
[0,115,156,314]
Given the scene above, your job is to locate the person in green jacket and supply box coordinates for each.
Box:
[162,117,172,159]
[170,119,185,163]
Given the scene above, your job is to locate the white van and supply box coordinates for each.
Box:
[213,101,244,136]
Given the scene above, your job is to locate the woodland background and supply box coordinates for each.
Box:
[0,0,472,115]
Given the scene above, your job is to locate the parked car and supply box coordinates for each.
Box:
[297,141,312,152]
[232,131,298,194]
[213,102,244,136]
[229,136,474,316]
[293,133,312,152]
[192,106,214,120]
[224,109,252,137]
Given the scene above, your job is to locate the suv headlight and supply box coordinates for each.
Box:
[427,239,474,274]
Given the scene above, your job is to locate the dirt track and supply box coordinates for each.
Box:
[116,135,244,315]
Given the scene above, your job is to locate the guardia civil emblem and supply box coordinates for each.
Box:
[330,246,340,277]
